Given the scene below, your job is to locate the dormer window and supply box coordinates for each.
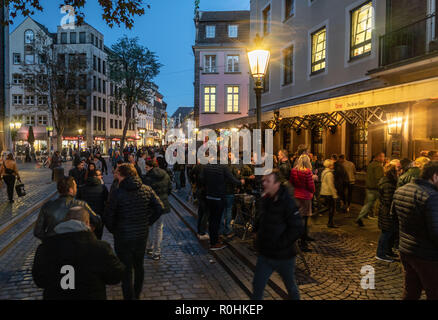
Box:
[24,30,34,44]
[206,25,216,38]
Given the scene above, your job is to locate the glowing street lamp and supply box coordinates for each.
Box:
[247,34,270,131]
[386,112,404,136]
[9,121,22,154]
[77,128,83,151]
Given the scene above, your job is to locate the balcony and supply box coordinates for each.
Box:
[370,13,438,82]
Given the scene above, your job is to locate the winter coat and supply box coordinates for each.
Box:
[397,167,421,189]
[377,176,397,232]
[333,161,348,194]
[225,165,241,195]
[33,220,124,300]
[34,195,101,240]
[290,168,315,200]
[342,160,356,184]
[69,167,86,188]
[254,185,304,260]
[392,179,438,261]
[320,169,338,198]
[104,176,164,242]
[143,167,172,213]
[277,160,292,184]
[77,177,109,216]
[201,164,242,199]
[366,161,384,190]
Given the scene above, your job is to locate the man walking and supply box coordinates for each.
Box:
[34,177,101,240]
[32,207,124,300]
[252,170,304,300]
[104,164,164,300]
[356,152,385,226]
[339,155,356,213]
[392,161,438,300]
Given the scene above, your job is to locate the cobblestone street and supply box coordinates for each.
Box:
[0,166,410,300]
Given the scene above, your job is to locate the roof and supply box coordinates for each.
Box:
[199,10,250,22]
[171,107,193,119]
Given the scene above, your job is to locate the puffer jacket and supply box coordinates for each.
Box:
[254,185,304,260]
[143,167,172,213]
[34,195,101,240]
[392,179,438,261]
[377,175,397,232]
[77,177,109,216]
[201,164,241,199]
[397,167,421,189]
[290,168,315,200]
[33,220,124,300]
[103,176,164,241]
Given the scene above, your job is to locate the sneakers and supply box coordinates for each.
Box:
[152,254,161,261]
[376,255,394,263]
[356,219,364,227]
[146,249,153,256]
[209,243,227,251]
[198,234,210,241]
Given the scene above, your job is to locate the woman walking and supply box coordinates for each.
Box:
[0,153,21,203]
[376,163,399,262]
[290,155,315,252]
[320,159,339,228]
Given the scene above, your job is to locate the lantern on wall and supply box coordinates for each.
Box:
[386,112,404,136]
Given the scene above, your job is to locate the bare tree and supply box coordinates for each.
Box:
[21,31,91,151]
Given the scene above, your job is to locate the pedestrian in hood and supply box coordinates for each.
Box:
[144,160,172,260]
[33,206,124,300]
[77,170,108,240]
[392,161,438,300]
[104,163,164,300]
[252,170,303,300]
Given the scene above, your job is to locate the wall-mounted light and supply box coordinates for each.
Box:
[386,112,404,136]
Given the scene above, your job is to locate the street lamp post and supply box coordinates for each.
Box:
[247,34,270,131]
[46,126,53,155]
[77,128,83,152]
[9,121,22,155]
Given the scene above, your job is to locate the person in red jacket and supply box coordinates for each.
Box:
[290,154,316,252]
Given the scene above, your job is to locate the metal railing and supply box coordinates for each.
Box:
[379,13,438,67]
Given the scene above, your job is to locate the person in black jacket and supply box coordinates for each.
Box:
[33,206,124,300]
[144,160,172,260]
[104,163,164,300]
[331,154,348,212]
[95,152,108,175]
[69,160,86,191]
[77,170,109,240]
[252,170,304,300]
[376,162,399,262]
[200,163,244,250]
[392,161,438,300]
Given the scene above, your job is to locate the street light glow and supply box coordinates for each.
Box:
[247,49,270,80]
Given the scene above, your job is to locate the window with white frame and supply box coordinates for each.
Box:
[26,95,35,105]
[263,5,271,35]
[226,86,239,113]
[311,27,327,74]
[350,1,373,58]
[206,25,216,38]
[285,0,295,20]
[24,30,34,44]
[13,53,21,64]
[228,25,238,38]
[204,86,216,113]
[12,74,23,85]
[38,95,48,105]
[204,55,216,73]
[283,45,294,85]
[226,55,240,72]
[26,115,35,126]
[25,53,35,65]
[13,95,23,105]
[38,115,48,126]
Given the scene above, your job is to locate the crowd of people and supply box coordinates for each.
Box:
[1,139,435,301]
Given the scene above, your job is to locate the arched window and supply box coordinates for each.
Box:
[24,30,34,44]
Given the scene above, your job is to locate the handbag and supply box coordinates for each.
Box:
[15,179,26,197]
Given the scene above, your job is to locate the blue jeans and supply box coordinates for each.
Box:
[147,215,164,255]
[219,195,234,235]
[377,229,395,257]
[174,171,181,190]
[357,189,379,221]
[252,255,300,300]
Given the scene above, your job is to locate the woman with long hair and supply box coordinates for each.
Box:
[290,154,316,252]
[0,153,21,203]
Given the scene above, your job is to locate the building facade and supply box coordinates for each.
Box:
[241,0,438,173]
[8,18,150,154]
[0,2,8,153]
[193,10,251,129]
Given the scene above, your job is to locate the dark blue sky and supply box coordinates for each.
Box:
[10,0,250,116]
